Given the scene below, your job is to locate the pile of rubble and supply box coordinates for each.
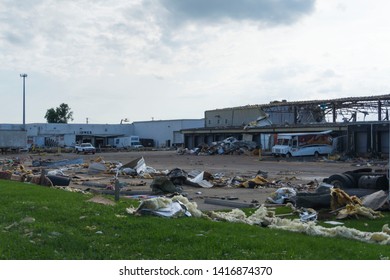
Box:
[2,156,388,214]
[209,204,390,245]
[0,155,318,209]
[1,155,390,245]
[177,137,257,156]
[0,155,274,190]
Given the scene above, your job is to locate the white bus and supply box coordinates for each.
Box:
[271,130,334,157]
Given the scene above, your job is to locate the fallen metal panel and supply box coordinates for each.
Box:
[32,157,83,167]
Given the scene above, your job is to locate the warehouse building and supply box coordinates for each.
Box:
[182,94,390,157]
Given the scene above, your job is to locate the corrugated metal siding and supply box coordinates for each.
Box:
[173,131,183,144]
[356,132,368,155]
[380,131,389,154]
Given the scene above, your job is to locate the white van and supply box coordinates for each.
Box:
[113,136,144,149]
[272,130,334,157]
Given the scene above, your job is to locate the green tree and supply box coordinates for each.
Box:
[44,103,74,123]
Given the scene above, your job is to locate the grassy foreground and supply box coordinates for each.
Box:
[0,179,389,260]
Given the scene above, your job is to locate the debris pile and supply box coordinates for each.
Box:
[267,187,297,204]
[0,156,280,198]
[331,188,383,219]
[209,206,390,245]
[1,155,390,245]
[126,195,204,218]
[177,137,257,155]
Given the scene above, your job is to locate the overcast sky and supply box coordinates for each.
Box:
[1,0,389,124]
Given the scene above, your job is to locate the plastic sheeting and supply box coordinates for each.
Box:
[126,195,204,218]
[267,187,297,204]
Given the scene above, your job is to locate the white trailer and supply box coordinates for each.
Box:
[0,130,27,152]
[112,136,143,149]
[271,130,334,157]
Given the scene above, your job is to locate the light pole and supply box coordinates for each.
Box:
[20,73,28,128]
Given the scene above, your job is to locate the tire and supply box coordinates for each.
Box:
[286,152,292,158]
[327,174,354,189]
[314,151,319,158]
[343,173,357,187]
[349,168,373,174]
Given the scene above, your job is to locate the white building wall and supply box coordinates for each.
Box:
[133,119,204,147]
[23,120,202,148]
[25,123,134,147]
[0,124,25,130]
[64,134,76,147]
[27,123,134,136]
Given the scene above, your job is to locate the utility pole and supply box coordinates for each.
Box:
[20,73,28,128]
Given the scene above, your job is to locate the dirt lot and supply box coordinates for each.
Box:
[2,150,385,211]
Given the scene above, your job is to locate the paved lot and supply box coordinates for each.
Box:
[94,150,371,211]
[3,150,384,211]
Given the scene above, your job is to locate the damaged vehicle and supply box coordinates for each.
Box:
[323,167,389,194]
[293,167,390,211]
[178,137,257,155]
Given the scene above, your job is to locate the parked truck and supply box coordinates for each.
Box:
[271,130,334,157]
[0,129,27,153]
[112,136,144,149]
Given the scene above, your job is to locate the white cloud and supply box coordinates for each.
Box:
[0,0,390,124]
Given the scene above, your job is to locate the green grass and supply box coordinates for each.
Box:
[0,179,389,260]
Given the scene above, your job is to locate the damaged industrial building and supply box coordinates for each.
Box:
[1,94,390,158]
[182,94,390,158]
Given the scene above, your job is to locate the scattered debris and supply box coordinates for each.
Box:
[167,168,188,185]
[237,175,269,188]
[323,167,389,192]
[338,204,382,219]
[177,137,257,156]
[330,188,363,210]
[46,174,71,186]
[294,183,333,209]
[324,221,344,226]
[299,208,318,223]
[186,170,214,188]
[204,198,256,209]
[150,177,183,195]
[88,162,107,174]
[267,187,297,204]
[209,206,390,245]
[1,154,389,239]
[32,157,83,168]
[362,190,389,210]
[127,195,203,218]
